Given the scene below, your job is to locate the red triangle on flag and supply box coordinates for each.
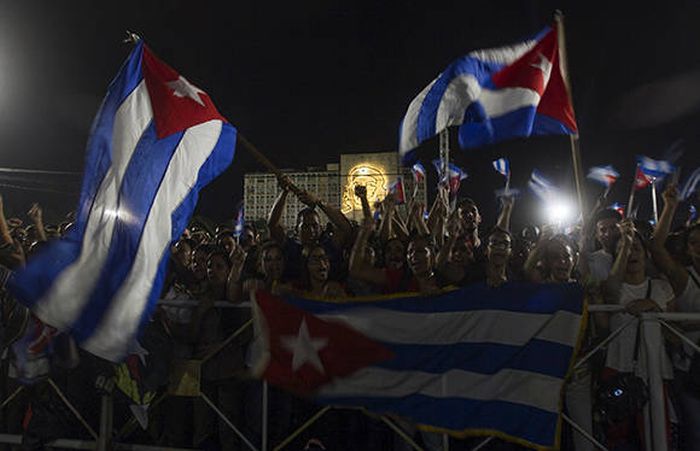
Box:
[141,46,227,139]
[255,291,393,396]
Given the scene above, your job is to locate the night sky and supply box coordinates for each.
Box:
[1,1,699,228]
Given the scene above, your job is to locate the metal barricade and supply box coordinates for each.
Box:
[1,300,698,451]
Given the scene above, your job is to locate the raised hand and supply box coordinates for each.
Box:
[28,203,43,224]
[354,184,367,199]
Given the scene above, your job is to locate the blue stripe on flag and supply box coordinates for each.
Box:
[378,339,572,379]
[283,282,582,316]
[8,43,145,308]
[71,124,184,343]
[133,123,237,345]
[416,58,505,143]
[317,394,558,447]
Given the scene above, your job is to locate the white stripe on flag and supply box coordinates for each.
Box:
[480,87,543,118]
[435,74,480,133]
[34,81,153,330]
[318,366,562,414]
[317,309,580,348]
[399,78,437,154]
[82,120,225,360]
[468,37,539,65]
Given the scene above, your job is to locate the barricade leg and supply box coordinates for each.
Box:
[98,393,114,451]
[262,381,268,451]
[641,316,668,451]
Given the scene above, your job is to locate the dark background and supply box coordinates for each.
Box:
[1,0,699,229]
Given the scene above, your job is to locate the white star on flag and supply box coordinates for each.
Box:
[529,53,550,73]
[281,318,328,373]
[166,76,206,106]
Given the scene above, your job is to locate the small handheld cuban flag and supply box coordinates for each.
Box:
[8,41,236,362]
[610,202,625,217]
[388,177,406,205]
[446,163,468,196]
[492,157,510,178]
[637,156,675,179]
[399,24,577,163]
[528,170,556,201]
[587,165,619,187]
[634,166,654,190]
[233,204,245,238]
[681,167,700,200]
[411,162,426,184]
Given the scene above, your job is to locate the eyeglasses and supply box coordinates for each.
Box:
[488,239,511,249]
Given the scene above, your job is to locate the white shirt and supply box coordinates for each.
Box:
[587,249,613,282]
[605,277,675,379]
[674,266,700,370]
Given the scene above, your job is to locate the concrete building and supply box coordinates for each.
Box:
[243,152,427,230]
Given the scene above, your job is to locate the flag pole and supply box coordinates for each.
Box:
[651,177,659,223]
[627,164,640,218]
[555,12,587,218]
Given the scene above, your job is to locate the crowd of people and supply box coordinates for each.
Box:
[0,168,698,451]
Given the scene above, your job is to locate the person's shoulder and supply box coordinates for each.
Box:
[652,277,675,299]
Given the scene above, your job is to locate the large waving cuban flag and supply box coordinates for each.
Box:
[399,26,577,163]
[9,41,236,361]
[254,283,584,449]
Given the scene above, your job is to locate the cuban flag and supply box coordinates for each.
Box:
[253,283,584,449]
[637,156,675,179]
[492,157,510,178]
[634,166,654,190]
[587,165,619,188]
[528,170,556,201]
[681,167,700,200]
[399,25,577,163]
[432,159,468,196]
[411,162,427,184]
[8,41,236,361]
[388,177,406,205]
[610,202,625,217]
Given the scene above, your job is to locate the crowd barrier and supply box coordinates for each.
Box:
[0,300,698,451]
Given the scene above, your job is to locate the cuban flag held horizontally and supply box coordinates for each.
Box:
[637,155,675,179]
[9,41,236,361]
[587,165,619,188]
[399,25,577,163]
[254,283,584,448]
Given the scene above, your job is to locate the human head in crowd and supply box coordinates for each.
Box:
[216,231,236,256]
[257,240,285,285]
[301,244,331,293]
[457,197,482,238]
[191,243,216,283]
[383,237,406,270]
[594,208,623,253]
[206,248,231,287]
[238,224,258,251]
[406,234,436,278]
[450,239,475,267]
[297,208,322,245]
[542,236,576,283]
[616,229,649,278]
[486,227,512,267]
[171,238,194,271]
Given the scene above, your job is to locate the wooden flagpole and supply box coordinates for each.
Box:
[555,12,587,218]
[627,164,640,218]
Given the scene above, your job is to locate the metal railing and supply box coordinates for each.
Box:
[0,300,698,451]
